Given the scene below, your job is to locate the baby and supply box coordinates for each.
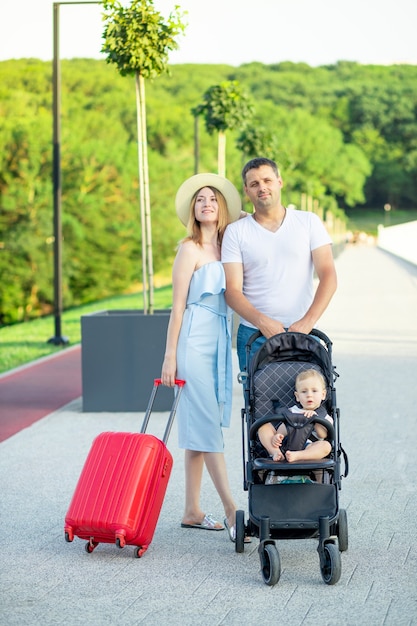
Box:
[258,369,333,463]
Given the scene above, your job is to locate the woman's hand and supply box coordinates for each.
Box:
[161,355,177,387]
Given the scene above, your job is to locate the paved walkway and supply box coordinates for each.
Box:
[1,244,417,625]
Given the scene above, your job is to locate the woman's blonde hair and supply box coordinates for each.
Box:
[182,186,230,246]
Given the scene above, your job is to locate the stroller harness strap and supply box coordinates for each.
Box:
[274,405,329,454]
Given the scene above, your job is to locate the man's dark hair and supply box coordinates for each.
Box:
[242,157,280,184]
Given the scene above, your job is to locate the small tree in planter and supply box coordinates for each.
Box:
[192,80,254,177]
[101,0,186,313]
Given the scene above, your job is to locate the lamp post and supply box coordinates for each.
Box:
[48,1,101,345]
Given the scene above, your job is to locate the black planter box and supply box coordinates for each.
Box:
[81,309,172,412]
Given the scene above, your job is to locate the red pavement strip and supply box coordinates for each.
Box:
[0,345,82,443]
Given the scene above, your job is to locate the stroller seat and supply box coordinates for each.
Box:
[249,356,334,478]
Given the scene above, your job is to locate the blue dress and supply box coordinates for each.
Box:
[176,262,233,452]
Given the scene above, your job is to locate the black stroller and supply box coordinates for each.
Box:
[235,329,349,586]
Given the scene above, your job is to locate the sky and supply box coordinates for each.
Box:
[0,0,416,67]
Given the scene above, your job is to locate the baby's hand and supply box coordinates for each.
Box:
[272,432,284,448]
[303,410,317,419]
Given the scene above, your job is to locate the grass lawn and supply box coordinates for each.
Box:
[0,286,172,375]
[345,207,417,237]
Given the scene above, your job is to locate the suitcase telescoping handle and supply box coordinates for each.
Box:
[140,379,186,444]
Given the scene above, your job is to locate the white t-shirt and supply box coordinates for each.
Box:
[221,208,332,328]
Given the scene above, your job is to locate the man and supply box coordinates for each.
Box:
[221,157,337,370]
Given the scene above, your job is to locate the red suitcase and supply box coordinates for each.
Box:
[64,378,185,558]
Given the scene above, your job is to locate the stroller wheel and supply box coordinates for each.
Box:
[336,509,348,552]
[259,543,281,586]
[320,543,341,585]
[235,509,245,553]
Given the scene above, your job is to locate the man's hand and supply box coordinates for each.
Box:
[288,318,313,334]
[258,316,286,338]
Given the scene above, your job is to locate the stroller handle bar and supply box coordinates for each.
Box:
[245,328,333,357]
[249,412,335,444]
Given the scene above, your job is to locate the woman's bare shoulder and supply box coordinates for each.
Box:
[175,239,201,267]
[178,239,199,255]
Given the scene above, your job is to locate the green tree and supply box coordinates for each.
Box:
[193,81,254,177]
[101,0,186,313]
[3,58,417,326]
[236,126,279,161]
[256,106,371,207]
[235,125,279,199]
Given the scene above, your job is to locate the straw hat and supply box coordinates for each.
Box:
[175,173,242,226]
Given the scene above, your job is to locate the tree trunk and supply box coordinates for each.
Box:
[194,115,199,175]
[135,72,148,314]
[139,73,154,314]
[218,131,226,177]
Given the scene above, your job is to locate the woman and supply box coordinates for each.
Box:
[161,173,245,542]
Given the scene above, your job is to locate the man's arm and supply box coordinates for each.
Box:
[223,262,286,338]
[288,244,337,334]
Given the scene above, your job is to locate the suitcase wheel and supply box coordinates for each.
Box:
[85,538,99,554]
[135,546,147,558]
[115,533,126,549]
[64,530,73,543]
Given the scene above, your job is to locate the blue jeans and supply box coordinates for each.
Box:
[236,324,267,372]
